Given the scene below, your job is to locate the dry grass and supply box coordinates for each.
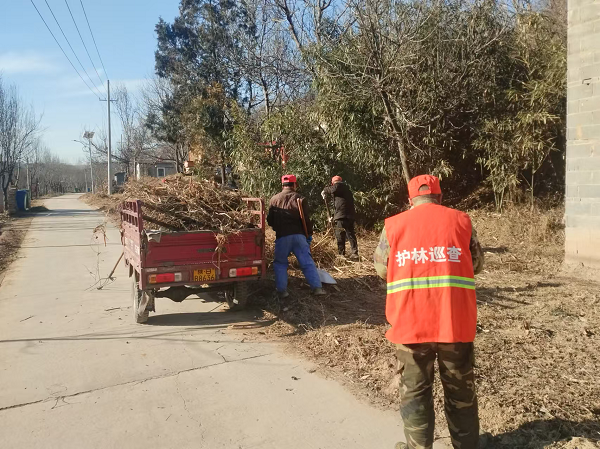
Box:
[0,199,49,274]
[0,215,30,274]
[469,205,565,275]
[81,192,123,222]
[250,205,600,449]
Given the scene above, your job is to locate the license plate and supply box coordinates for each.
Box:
[193,268,216,282]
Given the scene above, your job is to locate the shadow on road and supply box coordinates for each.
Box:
[476,281,564,308]
[24,208,100,216]
[147,310,272,327]
[0,309,275,345]
[486,418,600,448]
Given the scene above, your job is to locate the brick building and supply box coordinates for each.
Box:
[565,0,600,269]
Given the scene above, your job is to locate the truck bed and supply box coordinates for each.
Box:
[121,199,266,291]
[144,229,263,268]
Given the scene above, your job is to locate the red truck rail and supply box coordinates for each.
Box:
[121,198,266,323]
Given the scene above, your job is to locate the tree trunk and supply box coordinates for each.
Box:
[2,185,7,213]
[261,78,271,118]
[220,155,226,185]
[380,90,411,185]
[531,171,535,210]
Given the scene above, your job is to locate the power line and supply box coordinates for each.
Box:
[42,0,105,98]
[29,0,101,100]
[79,0,108,79]
[64,0,106,94]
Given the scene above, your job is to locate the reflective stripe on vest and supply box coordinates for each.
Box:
[387,275,475,294]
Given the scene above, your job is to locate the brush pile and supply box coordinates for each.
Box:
[122,175,255,233]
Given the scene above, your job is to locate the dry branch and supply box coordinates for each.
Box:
[122,175,255,233]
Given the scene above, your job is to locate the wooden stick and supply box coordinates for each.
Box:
[323,196,332,223]
[107,252,124,280]
[297,198,309,238]
[322,195,335,237]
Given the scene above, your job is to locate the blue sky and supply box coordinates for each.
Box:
[0,0,180,163]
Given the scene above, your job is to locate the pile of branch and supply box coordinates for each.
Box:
[123,175,254,233]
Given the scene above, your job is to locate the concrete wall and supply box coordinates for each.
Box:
[157,163,177,177]
[135,162,177,180]
[565,0,600,268]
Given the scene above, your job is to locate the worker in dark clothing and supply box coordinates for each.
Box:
[322,176,359,259]
[268,174,325,299]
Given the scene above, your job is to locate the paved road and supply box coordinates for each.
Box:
[0,194,445,449]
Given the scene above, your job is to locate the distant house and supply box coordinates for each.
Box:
[114,172,127,186]
[135,160,177,180]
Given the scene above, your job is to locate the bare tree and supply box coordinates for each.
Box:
[229,0,311,118]
[142,78,188,172]
[112,84,159,176]
[0,77,42,207]
[31,150,88,195]
[113,84,136,171]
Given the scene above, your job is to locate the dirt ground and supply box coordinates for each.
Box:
[0,216,28,274]
[80,192,123,219]
[251,206,600,449]
[0,200,48,275]
[81,192,600,448]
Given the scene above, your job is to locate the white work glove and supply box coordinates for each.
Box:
[321,190,326,199]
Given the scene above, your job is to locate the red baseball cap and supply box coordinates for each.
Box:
[408,174,442,199]
[281,174,297,184]
[331,175,342,184]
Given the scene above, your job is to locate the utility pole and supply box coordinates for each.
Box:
[107,80,112,195]
[83,132,95,193]
[26,159,30,191]
[84,170,88,193]
[100,80,116,195]
[89,137,94,193]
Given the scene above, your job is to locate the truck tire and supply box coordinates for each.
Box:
[226,282,249,311]
[132,275,153,324]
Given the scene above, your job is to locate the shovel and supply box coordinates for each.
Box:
[318,269,337,285]
[323,196,333,229]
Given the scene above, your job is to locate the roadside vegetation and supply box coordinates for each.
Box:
[74,0,567,224]
[146,0,566,221]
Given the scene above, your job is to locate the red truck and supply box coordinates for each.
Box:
[121,198,266,323]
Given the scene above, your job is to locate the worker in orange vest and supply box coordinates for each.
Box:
[374,174,484,449]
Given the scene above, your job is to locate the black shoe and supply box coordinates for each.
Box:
[479,432,493,448]
[277,290,289,299]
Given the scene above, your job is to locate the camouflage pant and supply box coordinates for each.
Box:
[396,343,479,449]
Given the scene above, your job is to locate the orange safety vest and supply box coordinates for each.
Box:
[384,203,477,344]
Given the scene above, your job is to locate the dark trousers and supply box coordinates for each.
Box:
[335,218,358,256]
[396,343,479,449]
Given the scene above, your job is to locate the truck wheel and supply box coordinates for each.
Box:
[132,275,152,324]
[226,282,249,311]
